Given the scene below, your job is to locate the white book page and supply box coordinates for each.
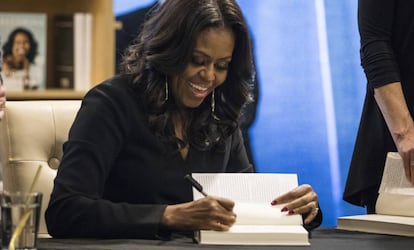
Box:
[375,192,414,216]
[228,225,308,234]
[234,203,302,225]
[191,173,302,226]
[339,214,414,225]
[379,152,414,195]
[192,173,298,203]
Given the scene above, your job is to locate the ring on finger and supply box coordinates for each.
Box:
[311,203,319,214]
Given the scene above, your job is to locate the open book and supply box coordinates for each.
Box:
[191,173,309,245]
[337,152,414,237]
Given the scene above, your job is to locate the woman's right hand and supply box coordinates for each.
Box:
[394,122,414,185]
[161,196,237,231]
[374,82,414,185]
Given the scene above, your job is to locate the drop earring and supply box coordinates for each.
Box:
[164,77,169,102]
[211,90,220,120]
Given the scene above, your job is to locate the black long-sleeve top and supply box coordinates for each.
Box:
[344,0,414,207]
[45,75,254,239]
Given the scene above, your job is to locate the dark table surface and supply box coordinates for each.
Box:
[36,227,414,250]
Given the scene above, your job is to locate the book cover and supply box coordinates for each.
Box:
[337,152,414,237]
[0,12,47,90]
[191,173,309,246]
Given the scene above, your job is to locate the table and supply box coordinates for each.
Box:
[37,228,414,250]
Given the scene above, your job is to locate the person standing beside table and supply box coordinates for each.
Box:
[344,0,414,213]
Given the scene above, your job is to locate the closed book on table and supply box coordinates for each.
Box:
[337,152,414,237]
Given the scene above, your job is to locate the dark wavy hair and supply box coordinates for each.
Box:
[121,0,254,151]
[2,27,38,64]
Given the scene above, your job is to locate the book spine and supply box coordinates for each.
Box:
[83,13,92,90]
[53,15,74,89]
[74,12,92,91]
[73,13,84,91]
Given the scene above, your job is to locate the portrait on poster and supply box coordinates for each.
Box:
[0,12,47,90]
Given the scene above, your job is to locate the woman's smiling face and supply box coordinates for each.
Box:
[12,32,30,60]
[171,26,235,108]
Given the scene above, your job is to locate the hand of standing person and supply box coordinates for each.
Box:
[374,82,414,185]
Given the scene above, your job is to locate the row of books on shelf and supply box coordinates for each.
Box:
[0,11,92,92]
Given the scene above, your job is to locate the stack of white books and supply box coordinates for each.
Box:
[337,152,414,237]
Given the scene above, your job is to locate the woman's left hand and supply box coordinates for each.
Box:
[271,184,319,224]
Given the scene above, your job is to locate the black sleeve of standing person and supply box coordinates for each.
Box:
[343,0,400,209]
[358,0,399,89]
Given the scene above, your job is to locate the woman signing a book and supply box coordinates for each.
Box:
[45,0,322,240]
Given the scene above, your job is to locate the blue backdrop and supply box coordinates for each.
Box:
[114,0,367,226]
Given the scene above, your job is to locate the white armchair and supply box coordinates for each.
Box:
[0,100,81,237]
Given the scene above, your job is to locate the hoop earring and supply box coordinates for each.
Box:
[164,77,169,102]
[211,90,220,120]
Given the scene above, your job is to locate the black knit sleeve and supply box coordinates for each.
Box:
[358,0,400,89]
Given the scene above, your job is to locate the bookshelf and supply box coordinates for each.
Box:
[2,0,115,100]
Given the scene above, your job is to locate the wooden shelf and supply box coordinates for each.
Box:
[2,0,114,99]
[7,90,86,100]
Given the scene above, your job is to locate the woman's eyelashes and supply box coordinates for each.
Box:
[191,56,230,71]
[191,56,205,66]
[215,61,230,71]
